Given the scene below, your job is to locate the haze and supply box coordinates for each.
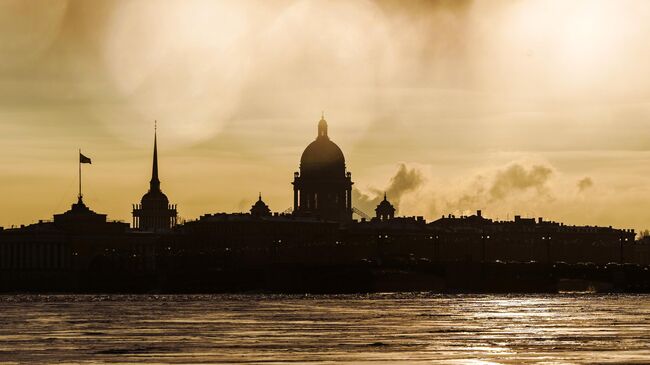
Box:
[2,0,650,233]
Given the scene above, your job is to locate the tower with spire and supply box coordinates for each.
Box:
[132,123,178,232]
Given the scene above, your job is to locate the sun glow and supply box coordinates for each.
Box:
[99,0,392,147]
[102,0,253,146]
[495,0,634,95]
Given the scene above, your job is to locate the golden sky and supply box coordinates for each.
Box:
[2,0,650,232]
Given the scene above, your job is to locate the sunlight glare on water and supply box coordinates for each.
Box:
[0,294,649,364]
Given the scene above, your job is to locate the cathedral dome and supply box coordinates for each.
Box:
[292,114,354,222]
[299,116,346,178]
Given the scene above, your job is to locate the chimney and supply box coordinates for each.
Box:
[477,210,482,217]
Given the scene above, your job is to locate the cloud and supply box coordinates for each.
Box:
[577,177,594,192]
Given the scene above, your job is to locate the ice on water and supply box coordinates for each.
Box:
[0,293,649,364]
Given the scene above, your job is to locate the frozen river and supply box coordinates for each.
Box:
[1,293,649,364]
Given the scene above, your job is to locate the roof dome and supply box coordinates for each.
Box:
[250,193,271,217]
[300,116,346,178]
[375,193,396,220]
[377,198,394,210]
[376,193,395,211]
[141,189,169,209]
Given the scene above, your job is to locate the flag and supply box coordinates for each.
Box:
[80,153,92,164]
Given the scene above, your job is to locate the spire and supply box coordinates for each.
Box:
[259,192,262,201]
[317,112,328,139]
[150,121,160,191]
[384,192,387,201]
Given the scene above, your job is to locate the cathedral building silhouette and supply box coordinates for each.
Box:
[0,113,647,293]
[293,114,354,222]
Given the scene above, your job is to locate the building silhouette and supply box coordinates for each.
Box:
[292,115,353,222]
[375,193,396,221]
[132,128,177,232]
[250,193,271,217]
[2,112,650,293]
[54,196,105,225]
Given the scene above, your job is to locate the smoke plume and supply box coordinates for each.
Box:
[353,163,424,216]
[577,177,594,192]
[489,164,553,201]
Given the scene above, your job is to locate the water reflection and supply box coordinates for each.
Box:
[0,294,649,364]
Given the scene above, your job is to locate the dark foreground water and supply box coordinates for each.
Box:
[1,294,649,364]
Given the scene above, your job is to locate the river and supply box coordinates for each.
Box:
[1,294,649,364]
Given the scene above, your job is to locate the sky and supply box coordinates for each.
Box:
[1,0,650,233]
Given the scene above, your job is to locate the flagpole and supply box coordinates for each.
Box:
[78,148,82,200]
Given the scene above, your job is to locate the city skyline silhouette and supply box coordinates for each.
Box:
[1,114,644,296]
[2,114,644,238]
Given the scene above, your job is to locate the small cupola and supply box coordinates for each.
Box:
[375,193,396,221]
[250,193,271,217]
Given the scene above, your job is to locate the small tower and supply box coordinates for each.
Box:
[132,124,178,232]
[250,193,271,217]
[375,193,396,221]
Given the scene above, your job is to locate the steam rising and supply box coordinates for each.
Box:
[355,161,557,220]
[353,163,424,216]
[577,177,594,192]
[489,164,553,201]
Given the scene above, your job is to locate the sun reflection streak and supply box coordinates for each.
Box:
[1,294,650,363]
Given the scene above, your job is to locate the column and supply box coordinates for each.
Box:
[347,187,352,212]
[293,187,298,211]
